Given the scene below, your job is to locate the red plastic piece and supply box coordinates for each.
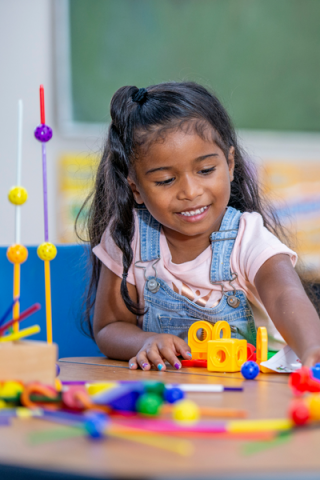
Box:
[181,359,207,368]
[289,367,320,394]
[62,386,91,411]
[40,85,45,124]
[247,343,256,362]
[289,399,310,426]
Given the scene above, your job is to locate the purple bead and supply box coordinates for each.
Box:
[34,124,52,142]
[56,363,60,377]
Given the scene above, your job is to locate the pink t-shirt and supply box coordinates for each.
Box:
[93,210,297,350]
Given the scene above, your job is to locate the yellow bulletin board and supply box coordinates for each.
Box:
[260,161,320,278]
[58,154,98,243]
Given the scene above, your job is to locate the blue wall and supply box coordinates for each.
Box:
[0,245,103,359]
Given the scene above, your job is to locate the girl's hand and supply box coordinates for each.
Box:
[128,333,192,371]
[302,346,320,368]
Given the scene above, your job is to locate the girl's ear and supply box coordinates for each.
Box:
[228,146,235,182]
[127,177,144,204]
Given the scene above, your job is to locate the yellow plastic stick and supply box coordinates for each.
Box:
[13,263,20,333]
[108,429,193,456]
[44,260,53,344]
[0,325,40,342]
[228,419,293,433]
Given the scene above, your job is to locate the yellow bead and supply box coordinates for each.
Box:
[0,381,24,399]
[8,186,28,205]
[172,399,200,423]
[37,242,57,261]
[0,400,7,409]
[6,244,28,264]
[305,394,320,421]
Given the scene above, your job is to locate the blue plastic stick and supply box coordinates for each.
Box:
[0,297,19,327]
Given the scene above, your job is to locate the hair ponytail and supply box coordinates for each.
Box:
[107,124,144,316]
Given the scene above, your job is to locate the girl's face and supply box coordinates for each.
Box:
[128,127,235,241]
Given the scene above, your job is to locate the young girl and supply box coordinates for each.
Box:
[83,82,320,371]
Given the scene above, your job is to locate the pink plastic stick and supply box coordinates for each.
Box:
[113,419,227,433]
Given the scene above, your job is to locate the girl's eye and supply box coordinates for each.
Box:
[155,178,174,186]
[199,167,216,175]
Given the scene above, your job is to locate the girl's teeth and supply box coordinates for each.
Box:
[180,206,207,216]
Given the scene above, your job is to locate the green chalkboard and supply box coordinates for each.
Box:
[69,0,320,131]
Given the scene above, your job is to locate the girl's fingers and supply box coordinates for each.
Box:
[146,347,167,371]
[174,339,193,360]
[128,357,138,370]
[159,346,182,370]
[136,351,152,371]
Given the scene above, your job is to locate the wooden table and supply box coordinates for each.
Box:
[0,357,319,480]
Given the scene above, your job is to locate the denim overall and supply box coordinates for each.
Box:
[135,206,257,345]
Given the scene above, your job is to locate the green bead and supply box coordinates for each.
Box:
[136,393,163,416]
[144,382,165,397]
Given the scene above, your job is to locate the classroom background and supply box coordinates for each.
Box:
[1,0,320,279]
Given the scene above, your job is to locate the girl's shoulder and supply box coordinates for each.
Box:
[233,210,297,283]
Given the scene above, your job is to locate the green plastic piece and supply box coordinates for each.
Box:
[136,393,163,416]
[144,382,165,397]
[267,350,277,360]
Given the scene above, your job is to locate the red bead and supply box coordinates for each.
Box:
[289,400,310,426]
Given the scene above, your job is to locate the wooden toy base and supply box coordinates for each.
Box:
[0,340,57,385]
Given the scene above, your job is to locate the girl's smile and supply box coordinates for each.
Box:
[128,126,235,262]
[176,204,210,222]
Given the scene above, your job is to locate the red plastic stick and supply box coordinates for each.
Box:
[40,85,45,124]
[0,303,41,336]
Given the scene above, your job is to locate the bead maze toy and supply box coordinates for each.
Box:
[1,89,58,385]
[34,85,57,344]
[7,100,28,333]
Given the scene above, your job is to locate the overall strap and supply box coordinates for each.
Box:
[136,207,161,262]
[210,207,242,283]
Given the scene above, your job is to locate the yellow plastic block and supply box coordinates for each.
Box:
[188,321,214,360]
[256,327,273,373]
[207,338,247,372]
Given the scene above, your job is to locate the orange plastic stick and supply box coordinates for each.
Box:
[44,260,52,343]
[13,263,20,333]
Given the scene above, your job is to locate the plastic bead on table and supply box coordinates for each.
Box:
[241,361,260,380]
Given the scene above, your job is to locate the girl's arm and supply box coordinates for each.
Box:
[255,253,320,366]
[93,264,191,370]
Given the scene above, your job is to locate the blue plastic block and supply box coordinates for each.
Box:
[311,363,320,381]
[92,384,144,412]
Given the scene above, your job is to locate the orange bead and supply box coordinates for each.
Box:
[6,244,28,264]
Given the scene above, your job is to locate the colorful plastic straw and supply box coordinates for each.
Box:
[0,298,19,328]
[7,100,28,332]
[0,303,41,336]
[34,85,56,344]
[0,325,40,343]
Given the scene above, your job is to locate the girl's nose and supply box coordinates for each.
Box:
[177,175,203,201]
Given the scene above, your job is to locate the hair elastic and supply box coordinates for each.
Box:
[132,88,148,105]
[122,272,128,279]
